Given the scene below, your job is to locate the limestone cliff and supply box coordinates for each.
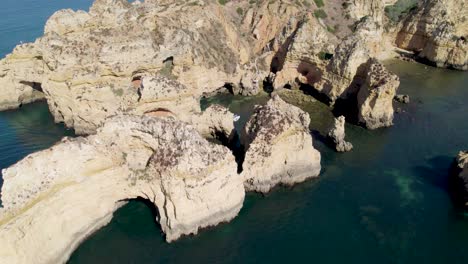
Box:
[0,0,314,131]
[395,0,467,70]
[0,115,245,264]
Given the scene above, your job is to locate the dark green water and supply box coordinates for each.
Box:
[68,61,468,264]
[0,103,74,206]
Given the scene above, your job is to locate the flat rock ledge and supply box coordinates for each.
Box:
[241,95,321,193]
[0,115,245,264]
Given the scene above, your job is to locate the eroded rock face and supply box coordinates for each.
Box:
[357,60,400,129]
[451,151,468,209]
[396,0,467,70]
[327,116,353,152]
[241,95,321,193]
[346,0,387,24]
[190,104,235,140]
[0,44,46,110]
[0,115,244,264]
[0,0,309,132]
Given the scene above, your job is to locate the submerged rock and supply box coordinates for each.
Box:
[0,115,244,263]
[327,116,353,152]
[357,60,400,129]
[241,95,321,193]
[450,151,468,209]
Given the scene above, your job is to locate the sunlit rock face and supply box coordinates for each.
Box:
[0,115,244,264]
[396,0,467,70]
[327,115,353,152]
[357,59,400,129]
[241,95,321,193]
[0,0,309,133]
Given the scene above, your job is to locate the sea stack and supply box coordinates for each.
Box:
[327,116,353,152]
[241,95,321,193]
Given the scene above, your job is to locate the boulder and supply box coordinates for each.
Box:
[241,95,321,193]
[0,115,244,264]
[357,59,400,129]
[327,116,353,152]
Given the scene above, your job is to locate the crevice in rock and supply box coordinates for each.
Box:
[270,23,302,73]
[261,77,274,94]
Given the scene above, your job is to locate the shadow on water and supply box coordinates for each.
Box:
[412,155,453,192]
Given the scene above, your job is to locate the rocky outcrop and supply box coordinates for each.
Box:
[327,116,353,152]
[357,60,400,129]
[345,0,387,24]
[271,14,334,90]
[241,95,321,193]
[450,151,468,209]
[394,94,410,104]
[395,0,467,70]
[305,17,392,103]
[0,0,308,132]
[0,115,245,264]
[0,44,46,110]
[190,104,235,140]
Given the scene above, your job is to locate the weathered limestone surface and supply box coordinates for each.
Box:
[357,60,400,129]
[0,0,308,132]
[327,116,353,152]
[396,0,467,70]
[0,44,46,110]
[0,116,245,264]
[241,95,321,193]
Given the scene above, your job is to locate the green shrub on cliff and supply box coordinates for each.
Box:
[314,0,324,8]
[385,0,418,22]
[314,9,327,19]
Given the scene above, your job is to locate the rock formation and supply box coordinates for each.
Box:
[395,0,467,70]
[0,44,46,110]
[0,115,245,264]
[450,151,468,209]
[357,59,400,129]
[394,94,410,104]
[327,116,353,152]
[241,95,321,193]
[0,0,308,132]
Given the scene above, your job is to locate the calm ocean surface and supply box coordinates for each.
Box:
[1,1,468,263]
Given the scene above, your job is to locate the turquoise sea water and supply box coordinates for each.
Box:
[1,1,468,263]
